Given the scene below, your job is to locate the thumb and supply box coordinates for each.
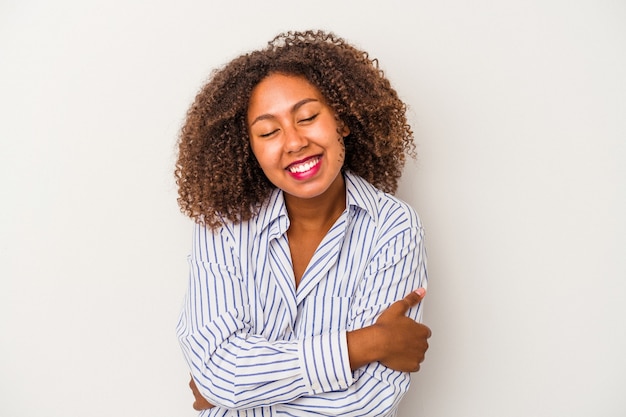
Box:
[386,288,426,316]
[403,288,426,310]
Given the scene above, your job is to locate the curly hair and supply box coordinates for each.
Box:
[175,30,415,228]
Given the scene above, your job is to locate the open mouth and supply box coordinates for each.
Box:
[287,156,321,174]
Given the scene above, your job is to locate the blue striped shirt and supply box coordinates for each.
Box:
[177,171,427,416]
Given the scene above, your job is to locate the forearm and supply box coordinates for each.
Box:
[191,362,409,416]
[346,325,382,370]
[180,334,307,409]
[348,288,429,373]
[179,328,353,410]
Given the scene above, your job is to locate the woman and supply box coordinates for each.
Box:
[175,30,431,416]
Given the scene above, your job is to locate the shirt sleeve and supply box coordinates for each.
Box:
[176,223,353,411]
[275,222,428,416]
[177,205,427,415]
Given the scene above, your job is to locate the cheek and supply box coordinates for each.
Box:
[251,141,281,170]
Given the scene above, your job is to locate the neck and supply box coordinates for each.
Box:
[284,174,346,230]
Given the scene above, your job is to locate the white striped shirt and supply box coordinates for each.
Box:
[177,171,427,416]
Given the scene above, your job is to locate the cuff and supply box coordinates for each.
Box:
[299,330,354,394]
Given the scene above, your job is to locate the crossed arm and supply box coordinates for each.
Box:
[179,218,431,414]
[188,288,431,411]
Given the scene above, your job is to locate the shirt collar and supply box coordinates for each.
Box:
[257,187,289,238]
[344,170,378,223]
[257,170,379,235]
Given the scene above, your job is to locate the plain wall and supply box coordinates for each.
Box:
[1,1,624,416]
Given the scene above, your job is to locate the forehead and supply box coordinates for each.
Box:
[247,74,324,116]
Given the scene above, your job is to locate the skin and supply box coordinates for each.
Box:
[188,73,431,410]
[248,73,350,286]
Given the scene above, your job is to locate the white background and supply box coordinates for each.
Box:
[1,1,624,416]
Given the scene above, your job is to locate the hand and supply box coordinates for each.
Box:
[373,288,431,372]
[189,376,214,410]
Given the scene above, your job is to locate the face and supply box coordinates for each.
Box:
[247,73,349,200]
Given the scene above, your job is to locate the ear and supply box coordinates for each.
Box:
[341,124,350,137]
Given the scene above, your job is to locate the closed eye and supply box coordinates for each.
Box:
[259,129,279,138]
[298,114,318,124]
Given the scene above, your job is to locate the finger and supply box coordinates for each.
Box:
[386,288,425,316]
[386,288,426,316]
[421,323,432,339]
[193,399,211,411]
[380,288,427,318]
[403,288,426,309]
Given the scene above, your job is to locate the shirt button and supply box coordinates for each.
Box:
[311,383,320,391]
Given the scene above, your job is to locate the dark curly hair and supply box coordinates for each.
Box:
[175,30,415,228]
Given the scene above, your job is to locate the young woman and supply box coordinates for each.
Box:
[175,30,431,416]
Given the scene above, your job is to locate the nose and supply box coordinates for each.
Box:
[284,125,307,153]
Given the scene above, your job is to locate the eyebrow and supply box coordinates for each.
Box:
[249,98,319,127]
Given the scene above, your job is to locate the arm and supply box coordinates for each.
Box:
[177,224,315,410]
[273,224,429,416]
[188,289,430,411]
[180,208,429,413]
[179,222,367,411]
[188,287,429,412]
[347,288,430,372]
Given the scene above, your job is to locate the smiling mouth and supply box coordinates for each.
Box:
[287,156,321,174]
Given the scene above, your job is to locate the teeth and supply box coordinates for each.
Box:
[289,158,319,173]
